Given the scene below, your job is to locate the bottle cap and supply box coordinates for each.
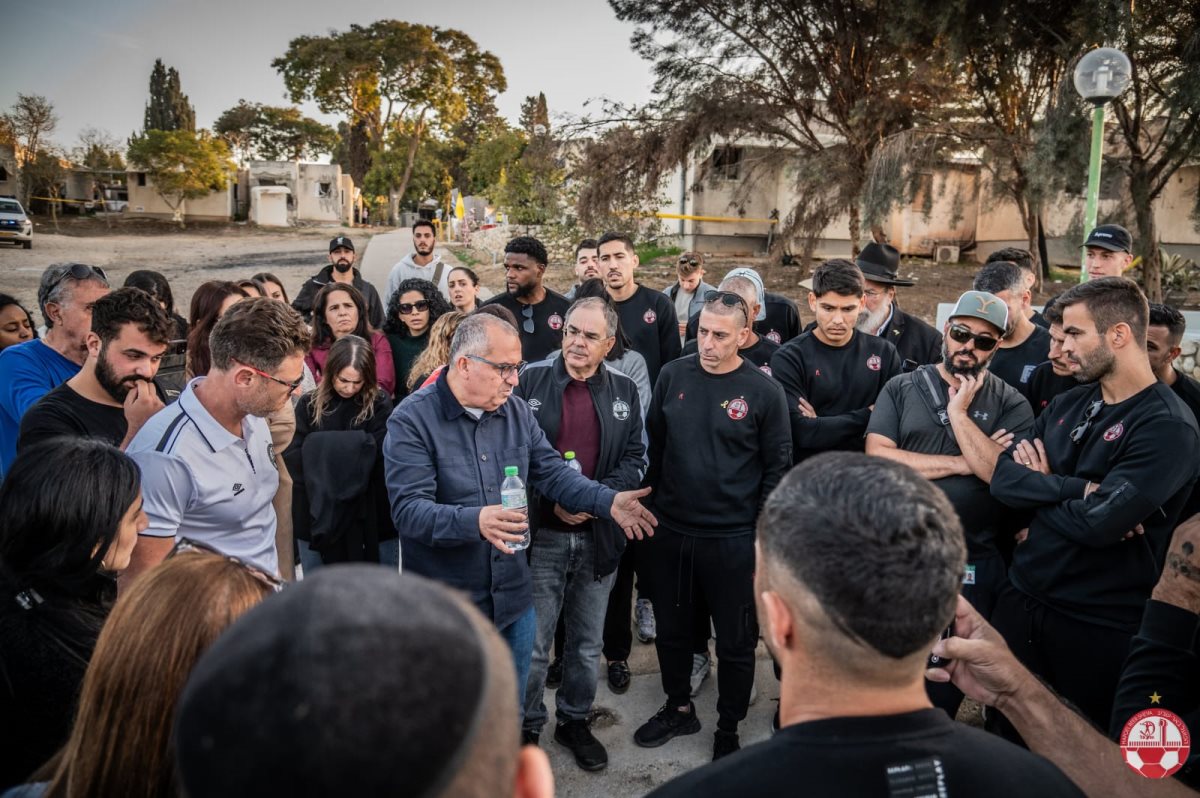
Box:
[504,466,518,477]
[565,451,576,459]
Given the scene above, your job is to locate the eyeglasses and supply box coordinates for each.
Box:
[863,288,886,299]
[234,359,305,391]
[947,324,1000,352]
[398,300,431,315]
[703,290,750,320]
[564,324,609,344]
[168,537,285,592]
[466,354,527,380]
[41,263,108,301]
[1069,399,1105,444]
[520,304,535,334]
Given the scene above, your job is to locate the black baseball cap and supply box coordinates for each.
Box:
[329,235,355,253]
[1082,224,1132,253]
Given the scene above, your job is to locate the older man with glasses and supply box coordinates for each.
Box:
[482,235,571,363]
[384,311,658,722]
[0,262,110,478]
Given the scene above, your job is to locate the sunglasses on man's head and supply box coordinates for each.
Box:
[679,256,700,267]
[167,537,285,592]
[703,290,749,319]
[947,324,1000,352]
[398,300,431,315]
[42,263,108,300]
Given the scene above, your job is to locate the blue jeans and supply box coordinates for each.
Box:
[523,530,616,733]
[499,604,537,723]
[298,538,400,577]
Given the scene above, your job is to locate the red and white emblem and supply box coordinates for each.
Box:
[866,354,882,371]
[643,308,657,324]
[726,397,749,420]
[548,313,563,330]
[765,330,781,344]
[1120,708,1190,779]
[1104,422,1125,442]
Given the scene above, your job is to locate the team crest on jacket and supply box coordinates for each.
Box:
[867,354,882,371]
[643,309,657,324]
[724,397,749,420]
[612,399,630,421]
[765,330,781,344]
[548,313,563,330]
[1104,422,1125,442]
[760,365,773,376]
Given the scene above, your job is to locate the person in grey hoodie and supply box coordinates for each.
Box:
[386,219,449,305]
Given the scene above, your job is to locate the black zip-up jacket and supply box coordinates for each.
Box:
[515,357,646,579]
[292,265,385,330]
[879,304,943,372]
[991,382,1200,630]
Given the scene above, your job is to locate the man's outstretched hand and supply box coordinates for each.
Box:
[925,595,1034,711]
[611,487,657,540]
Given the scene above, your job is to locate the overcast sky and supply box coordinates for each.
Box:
[1,0,656,152]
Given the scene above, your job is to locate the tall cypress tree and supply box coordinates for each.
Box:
[144,59,196,132]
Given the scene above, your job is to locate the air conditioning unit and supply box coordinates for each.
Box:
[935,245,960,264]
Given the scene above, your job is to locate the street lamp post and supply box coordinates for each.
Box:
[1073,47,1132,280]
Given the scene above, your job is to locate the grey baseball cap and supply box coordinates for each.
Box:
[721,267,768,321]
[949,290,1009,334]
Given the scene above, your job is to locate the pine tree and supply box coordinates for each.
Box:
[144,59,196,133]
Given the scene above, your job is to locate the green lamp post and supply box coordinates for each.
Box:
[1073,47,1132,280]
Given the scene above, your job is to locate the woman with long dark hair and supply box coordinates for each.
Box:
[122,270,187,342]
[383,278,453,399]
[305,283,395,396]
[0,294,37,352]
[252,272,290,303]
[0,439,146,789]
[286,335,396,571]
[185,281,248,378]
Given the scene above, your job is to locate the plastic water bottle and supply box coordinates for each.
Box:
[500,465,530,552]
[565,451,582,473]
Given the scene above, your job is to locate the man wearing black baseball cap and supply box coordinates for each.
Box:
[1082,223,1133,280]
[292,235,385,329]
[852,242,942,371]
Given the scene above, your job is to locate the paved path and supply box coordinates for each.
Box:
[357,227,414,300]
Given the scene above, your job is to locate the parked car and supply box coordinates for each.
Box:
[0,198,33,249]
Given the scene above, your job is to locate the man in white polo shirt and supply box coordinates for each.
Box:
[123,298,310,583]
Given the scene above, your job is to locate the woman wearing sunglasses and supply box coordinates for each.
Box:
[286,335,397,571]
[306,283,395,397]
[0,439,146,790]
[384,278,453,399]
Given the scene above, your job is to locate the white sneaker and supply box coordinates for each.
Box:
[635,598,656,643]
[690,652,712,696]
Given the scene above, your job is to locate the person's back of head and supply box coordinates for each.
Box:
[43,549,274,798]
[122,270,176,316]
[175,566,552,798]
[756,453,965,689]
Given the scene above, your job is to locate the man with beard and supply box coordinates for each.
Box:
[18,288,171,453]
[483,236,572,363]
[853,242,942,370]
[386,219,449,304]
[681,269,779,373]
[294,236,385,329]
[973,261,1051,397]
[600,232,681,386]
[124,298,311,583]
[565,239,601,301]
[866,290,1033,718]
[1146,302,1200,522]
[1026,301,1080,417]
[983,277,1200,732]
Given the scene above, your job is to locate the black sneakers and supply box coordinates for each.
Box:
[634,701,701,747]
[546,657,563,689]
[607,660,631,694]
[713,729,740,760]
[554,718,608,771]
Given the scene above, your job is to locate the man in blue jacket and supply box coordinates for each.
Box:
[383,312,657,721]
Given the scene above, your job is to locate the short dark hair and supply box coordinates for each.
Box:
[471,303,519,330]
[504,235,548,267]
[123,270,176,315]
[811,259,863,298]
[986,247,1034,275]
[758,453,965,660]
[1043,300,1063,327]
[412,218,436,236]
[574,238,599,260]
[1055,276,1149,345]
[210,298,310,372]
[973,261,1024,296]
[596,231,635,255]
[91,287,173,347]
[384,278,453,338]
[311,284,370,347]
[1149,302,1187,344]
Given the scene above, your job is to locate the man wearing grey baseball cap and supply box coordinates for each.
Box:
[867,289,1034,719]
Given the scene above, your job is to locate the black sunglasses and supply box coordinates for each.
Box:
[520,304,535,334]
[1069,399,1105,444]
[41,263,108,301]
[678,256,700,266]
[703,290,750,320]
[398,300,431,315]
[947,324,1000,352]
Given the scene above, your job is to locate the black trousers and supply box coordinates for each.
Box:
[602,541,639,662]
[926,554,1007,717]
[644,528,758,732]
[987,580,1134,737]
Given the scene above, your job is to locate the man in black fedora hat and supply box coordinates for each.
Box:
[853,242,942,371]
